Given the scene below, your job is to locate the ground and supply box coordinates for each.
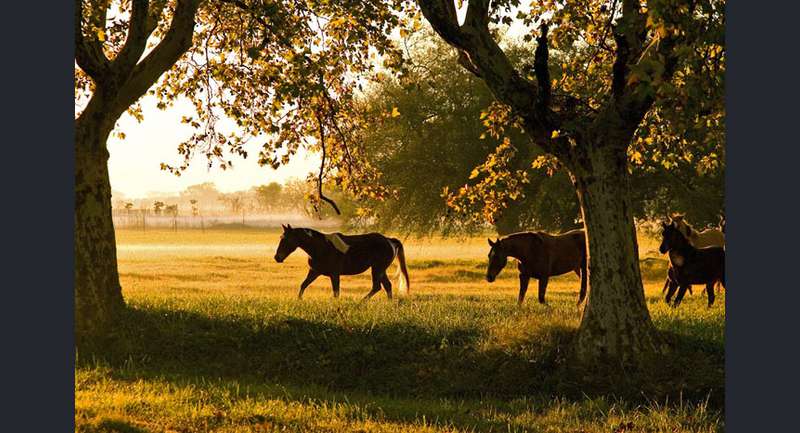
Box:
[76,228,724,432]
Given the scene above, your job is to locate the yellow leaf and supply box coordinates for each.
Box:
[551,130,560,139]
[391,107,400,117]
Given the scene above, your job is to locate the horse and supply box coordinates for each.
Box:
[274,224,409,300]
[486,229,587,305]
[661,214,726,297]
[659,220,725,307]
[671,214,725,248]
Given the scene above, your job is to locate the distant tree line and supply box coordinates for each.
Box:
[112,179,326,218]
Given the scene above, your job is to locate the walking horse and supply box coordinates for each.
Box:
[274,225,409,300]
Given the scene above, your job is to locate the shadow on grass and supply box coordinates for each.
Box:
[78,304,724,429]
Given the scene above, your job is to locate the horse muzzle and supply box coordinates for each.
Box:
[274,254,285,263]
[486,274,495,283]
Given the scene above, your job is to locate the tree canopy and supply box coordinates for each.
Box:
[343,19,722,236]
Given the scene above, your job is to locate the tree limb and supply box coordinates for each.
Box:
[314,111,341,216]
[417,0,553,147]
[112,0,155,76]
[534,23,551,113]
[113,0,202,116]
[75,0,111,80]
[608,0,700,135]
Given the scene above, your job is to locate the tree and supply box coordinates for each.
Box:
[75,0,412,338]
[415,0,723,363]
[252,182,283,212]
[352,26,722,237]
[353,32,580,236]
[218,193,244,214]
[189,199,199,216]
[152,200,165,215]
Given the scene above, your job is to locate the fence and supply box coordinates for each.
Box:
[112,210,340,231]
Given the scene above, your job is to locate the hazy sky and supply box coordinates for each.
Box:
[107,96,319,199]
[105,4,533,200]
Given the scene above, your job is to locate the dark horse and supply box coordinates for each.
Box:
[659,221,725,307]
[486,229,587,305]
[274,224,409,300]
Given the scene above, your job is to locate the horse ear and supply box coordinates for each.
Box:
[287,224,292,230]
[488,238,495,247]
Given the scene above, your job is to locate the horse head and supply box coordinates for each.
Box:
[274,224,300,263]
[486,237,508,282]
[660,221,690,254]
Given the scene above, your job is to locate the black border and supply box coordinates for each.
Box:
[4,1,800,431]
[726,1,800,431]
[3,2,75,432]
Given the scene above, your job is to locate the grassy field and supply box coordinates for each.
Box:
[76,228,724,432]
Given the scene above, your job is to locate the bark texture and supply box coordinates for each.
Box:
[75,97,124,338]
[74,0,201,339]
[567,144,661,363]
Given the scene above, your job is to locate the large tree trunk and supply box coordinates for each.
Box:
[569,143,662,364]
[74,99,124,341]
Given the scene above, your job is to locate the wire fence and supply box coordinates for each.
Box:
[112,210,340,231]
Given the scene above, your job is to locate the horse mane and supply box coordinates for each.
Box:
[670,214,695,238]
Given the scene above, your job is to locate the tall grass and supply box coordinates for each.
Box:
[76,229,724,432]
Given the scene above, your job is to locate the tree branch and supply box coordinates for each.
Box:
[314,111,341,216]
[534,23,551,112]
[417,0,554,148]
[612,0,700,132]
[113,0,202,116]
[112,0,156,76]
[417,0,469,49]
[75,0,111,80]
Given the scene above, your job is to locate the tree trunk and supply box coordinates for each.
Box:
[75,102,124,341]
[569,143,662,364]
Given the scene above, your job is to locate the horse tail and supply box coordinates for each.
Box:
[391,238,410,293]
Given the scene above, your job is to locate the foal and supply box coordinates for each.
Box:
[486,229,587,305]
[659,221,725,307]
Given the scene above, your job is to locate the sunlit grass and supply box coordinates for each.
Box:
[76,228,724,432]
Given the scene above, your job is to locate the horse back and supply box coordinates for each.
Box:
[544,230,586,275]
[516,229,584,277]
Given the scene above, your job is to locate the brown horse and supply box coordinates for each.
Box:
[671,214,725,248]
[486,229,587,305]
[274,225,409,300]
[659,221,725,307]
[661,215,726,297]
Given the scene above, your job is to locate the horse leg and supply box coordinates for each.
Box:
[538,276,549,304]
[673,285,690,307]
[665,277,679,304]
[330,274,340,298]
[298,269,320,300]
[380,273,393,300]
[362,271,382,301]
[705,282,716,307]
[578,267,588,305]
[517,273,530,305]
